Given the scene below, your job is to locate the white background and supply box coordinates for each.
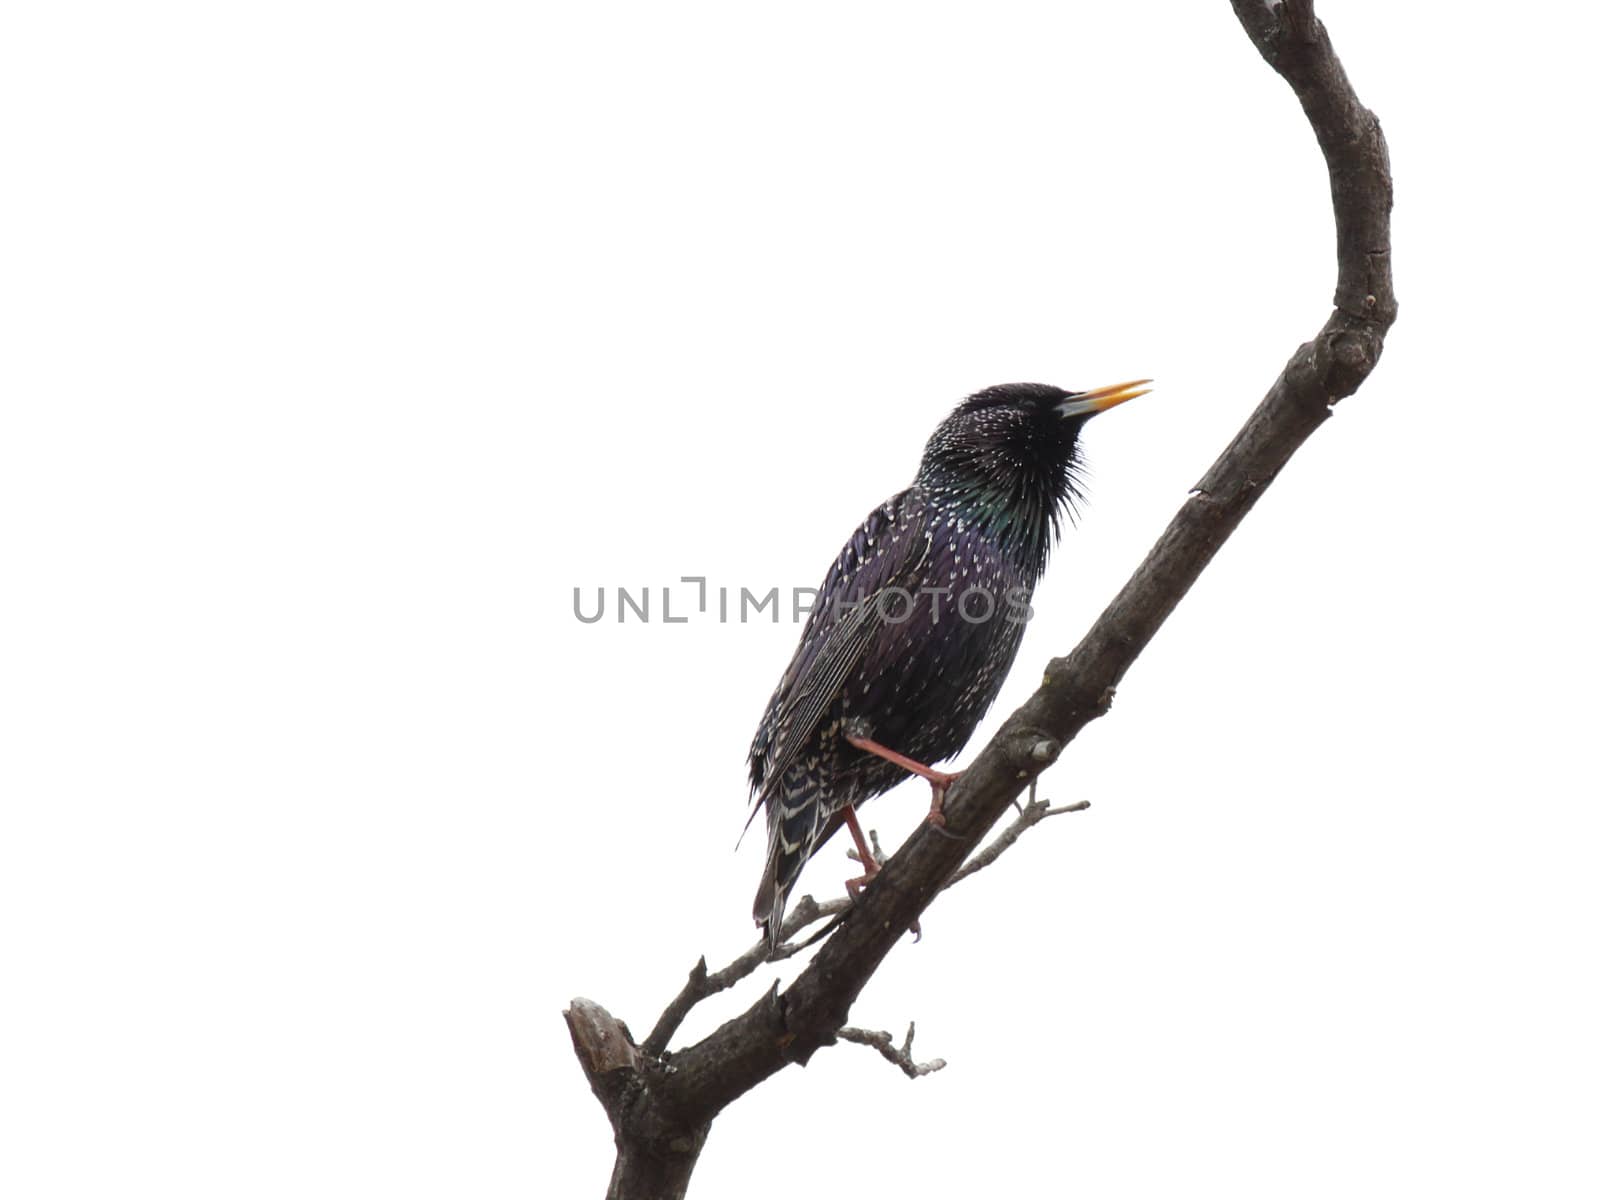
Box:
[4,2,1597,1197]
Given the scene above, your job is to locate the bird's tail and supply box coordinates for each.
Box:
[751,765,828,951]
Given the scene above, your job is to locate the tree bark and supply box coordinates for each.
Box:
[566,2,1395,1195]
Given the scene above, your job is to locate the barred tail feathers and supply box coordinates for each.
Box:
[751,763,830,950]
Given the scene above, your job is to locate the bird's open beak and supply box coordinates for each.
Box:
[1056,379,1153,418]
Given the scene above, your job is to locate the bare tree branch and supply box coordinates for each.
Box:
[640,893,848,1058]
[566,3,1395,1195]
[836,1023,948,1079]
[642,787,1087,1059]
[946,788,1091,889]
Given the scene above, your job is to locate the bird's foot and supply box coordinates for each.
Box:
[841,804,881,897]
[844,865,877,900]
[841,804,921,941]
[925,769,962,828]
[844,866,921,942]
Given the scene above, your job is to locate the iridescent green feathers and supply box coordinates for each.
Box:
[747,382,1130,947]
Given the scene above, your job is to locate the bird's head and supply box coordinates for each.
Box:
[916,379,1151,567]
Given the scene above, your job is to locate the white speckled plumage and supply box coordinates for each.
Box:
[747,381,1145,947]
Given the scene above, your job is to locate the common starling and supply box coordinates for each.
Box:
[748,380,1150,948]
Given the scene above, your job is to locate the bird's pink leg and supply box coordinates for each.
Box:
[840,803,921,940]
[841,805,880,898]
[844,732,962,827]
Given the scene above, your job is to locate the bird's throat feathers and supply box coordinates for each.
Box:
[915,441,1085,578]
[912,384,1096,577]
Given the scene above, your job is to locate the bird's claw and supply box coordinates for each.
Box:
[925,769,962,827]
[844,849,921,940]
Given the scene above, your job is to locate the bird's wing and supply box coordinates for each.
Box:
[747,491,929,801]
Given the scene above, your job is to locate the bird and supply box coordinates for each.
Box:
[747,379,1150,948]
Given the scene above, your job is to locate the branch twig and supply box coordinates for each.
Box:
[836,1022,948,1079]
[642,893,848,1058]
[946,790,1091,889]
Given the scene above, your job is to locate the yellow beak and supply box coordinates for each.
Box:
[1056,379,1153,418]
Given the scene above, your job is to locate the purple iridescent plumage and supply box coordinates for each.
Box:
[747,380,1149,948]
